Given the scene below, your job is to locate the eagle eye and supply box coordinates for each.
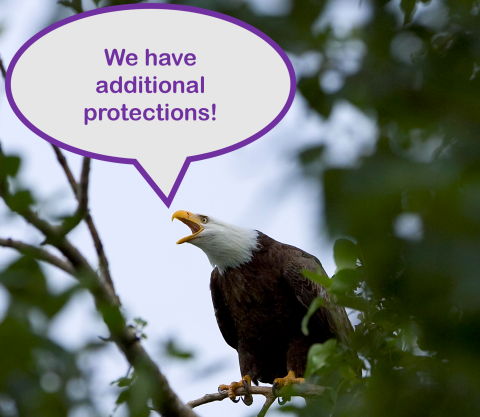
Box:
[201,216,209,224]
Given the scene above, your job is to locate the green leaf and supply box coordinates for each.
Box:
[0,256,47,304]
[133,317,148,329]
[400,0,417,24]
[57,212,83,236]
[57,0,83,13]
[305,339,337,377]
[302,297,324,336]
[0,155,21,178]
[0,316,39,380]
[115,377,134,388]
[126,369,155,417]
[339,365,357,380]
[162,338,194,360]
[302,269,332,288]
[115,389,129,405]
[331,269,362,296]
[98,304,124,335]
[42,285,80,319]
[5,190,34,213]
[333,239,358,271]
[299,146,325,165]
[335,295,369,312]
[0,257,77,319]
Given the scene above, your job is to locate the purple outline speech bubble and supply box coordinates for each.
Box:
[6,4,296,208]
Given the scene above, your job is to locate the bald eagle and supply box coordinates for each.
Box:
[172,210,352,404]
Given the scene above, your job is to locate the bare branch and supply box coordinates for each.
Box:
[0,237,75,275]
[56,157,91,236]
[77,157,90,215]
[188,384,326,416]
[85,212,114,293]
[187,386,272,408]
[0,56,6,80]
[258,395,276,417]
[52,145,77,194]
[51,145,114,294]
[1,141,197,417]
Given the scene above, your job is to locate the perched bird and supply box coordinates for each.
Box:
[172,210,352,404]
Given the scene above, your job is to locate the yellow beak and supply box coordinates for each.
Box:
[171,210,204,244]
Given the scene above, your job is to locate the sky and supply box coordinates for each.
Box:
[0,0,375,416]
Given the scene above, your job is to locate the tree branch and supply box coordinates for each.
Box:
[188,384,326,417]
[0,237,75,275]
[52,145,77,193]
[0,142,198,417]
[51,145,114,295]
[55,156,91,237]
[258,395,276,417]
[77,157,90,215]
[0,56,6,80]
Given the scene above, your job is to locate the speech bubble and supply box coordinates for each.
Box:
[6,4,295,207]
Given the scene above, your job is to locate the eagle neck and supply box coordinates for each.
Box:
[194,227,259,275]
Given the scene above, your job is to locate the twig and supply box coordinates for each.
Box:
[85,211,113,292]
[0,142,198,417]
[55,157,91,236]
[0,56,6,80]
[258,395,276,417]
[77,157,90,215]
[52,145,77,193]
[0,237,75,275]
[51,145,114,294]
[188,384,326,416]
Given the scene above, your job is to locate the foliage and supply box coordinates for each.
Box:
[177,0,480,415]
[3,0,480,416]
[276,0,479,416]
[0,256,103,417]
[111,367,156,417]
[161,338,195,361]
[0,157,106,417]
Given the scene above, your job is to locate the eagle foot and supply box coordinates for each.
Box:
[272,370,305,399]
[218,375,253,405]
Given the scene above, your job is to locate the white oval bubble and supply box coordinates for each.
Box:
[6,5,295,207]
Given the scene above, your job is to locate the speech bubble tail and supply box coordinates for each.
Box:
[136,154,188,207]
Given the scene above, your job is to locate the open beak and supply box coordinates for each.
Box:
[171,210,204,244]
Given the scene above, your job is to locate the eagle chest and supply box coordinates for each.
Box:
[220,265,300,337]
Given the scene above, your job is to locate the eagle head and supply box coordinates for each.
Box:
[172,210,259,274]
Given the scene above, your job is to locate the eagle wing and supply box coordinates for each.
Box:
[210,269,238,350]
[283,246,353,343]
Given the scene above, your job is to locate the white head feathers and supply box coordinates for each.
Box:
[188,216,259,274]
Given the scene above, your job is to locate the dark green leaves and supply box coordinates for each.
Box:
[299,146,325,166]
[302,297,324,336]
[0,155,20,179]
[331,269,362,295]
[306,339,338,378]
[0,257,77,319]
[302,269,332,288]
[162,338,195,360]
[4,190,34,213]
[400,0,417,25]
[0,256,99,417]
[294,0,480,406]
[113,368,156,417]
[57,0,83,14]
[333,239,358,271]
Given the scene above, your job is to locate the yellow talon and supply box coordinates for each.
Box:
[218,375,253,405]
[273,370,305,399]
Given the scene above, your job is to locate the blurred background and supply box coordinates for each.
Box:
[1,0,479,416]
